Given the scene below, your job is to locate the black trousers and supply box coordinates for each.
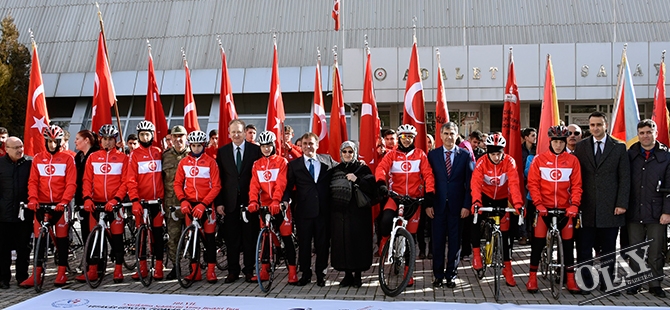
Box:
[577,226,619,288]
[0,221,32,284]
[295,214,330,280]
[223,207,260,276]
[432,208,463,280]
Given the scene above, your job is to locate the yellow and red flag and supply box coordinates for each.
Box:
[610,47,640,147]
[537,55,560,154]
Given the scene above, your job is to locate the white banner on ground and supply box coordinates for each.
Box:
[6,289,653,310]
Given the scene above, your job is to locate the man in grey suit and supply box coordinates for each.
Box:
[573,111,630,295]
[282,132,337,287]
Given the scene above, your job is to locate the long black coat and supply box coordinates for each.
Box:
[627,141,670,224]
[0,155,32,222]
[329,161,376,271]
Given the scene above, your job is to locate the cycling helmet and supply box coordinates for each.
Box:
[136,120,155,132]
[98,124,119,139]
[397,124,417,136]
[257,131,276,145]
[187,130,208,145]
[485,133,506,148]
[43,125,64,140]
[547,125,569,140]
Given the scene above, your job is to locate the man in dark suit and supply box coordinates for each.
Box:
[215,119,262,283]
[283,132,337,287]
[573,111,630,295]
[426,122,474,288]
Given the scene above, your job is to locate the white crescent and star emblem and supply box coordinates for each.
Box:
[263,170,272,181]
[44,164,56,175]
[549,169,563,180]
[401,162,412,172]
[100,163,111,173]
[189,166,199,176]
[148,161,157,171]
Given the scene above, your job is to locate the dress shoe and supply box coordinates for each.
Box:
[165,268,177,280]
[650,287,667,298]
[426,253,433,259]
[223,274,239,283]
[339,274,354,287]
[518,237,528,245]
[432,278,443,288]
[352,276,362,288]
[600,283,621,296]
[446,277,457,288]
[418,252,426,259]
[0,282,9,289]
[244,273,254,283]
[297,277,311,286]
[316,278,326,287]
[626,286,640,295]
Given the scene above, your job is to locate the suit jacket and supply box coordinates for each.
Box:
[427,146,474,216]
[283,154,337,219]
[573,135,630,228]
[215,141,262,214]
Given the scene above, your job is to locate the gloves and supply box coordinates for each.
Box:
[55,202,68,212]
[270,202,281,216]
[27,200,38,211]
[105,198,118,212]
[377,180,389,197]
[132,201,143,218]
[514,204,524,216]
[248,202,259,213]
[471,202,482,215]
[192,203,206,218]
[423,192,435,209]
[536,204,548,217]
[566,205,579,218]
[84,199,95,213]
[180,200,192,215]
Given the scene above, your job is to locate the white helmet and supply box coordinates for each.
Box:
[136,120,155,133]
[397,124,417,136]
[187,131,208,145]
[257,131,277,145]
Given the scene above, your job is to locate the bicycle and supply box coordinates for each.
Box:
[20,203,71,293]
[537,208,581,299]
[134,199,161,287]
[246,203,295,293]
[214,214,228,271]
[378,191,423,297]
[66,206,85,274]
[175,206,214,288]
[82,204,123,288]
[121,205,137,271]
[473,205,523,302]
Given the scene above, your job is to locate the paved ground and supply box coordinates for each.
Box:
[1,242,669,308]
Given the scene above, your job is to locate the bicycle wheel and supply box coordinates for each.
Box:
[255,228,274,292]
[476,223,491,280]
[379,228,416,297]
[540,245,548,279]
[33,228,49,293]
[176,225,199,288]
[135,225,154,287]
[83,226,108,288]
[68,224,85,274]
[492,231,504,302]
[216,240,228,271]
[123,219,137,270]
[548,232,564,300]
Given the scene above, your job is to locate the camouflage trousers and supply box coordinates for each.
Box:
[165,209,185,265]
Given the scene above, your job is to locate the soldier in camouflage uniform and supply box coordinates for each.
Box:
[161,125,190,280]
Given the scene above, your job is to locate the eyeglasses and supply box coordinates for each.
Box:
[399,134,415,140]
[568,131,581,136]
[6,146,23,150]
[342,150,354,154]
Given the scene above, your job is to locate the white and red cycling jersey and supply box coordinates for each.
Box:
[249,154,288,206]
[28,151,77,204]
[471,154,523,207]
[173,153,221,205]
[126,145,164,201]
[375,148,435,199]
[82,148,129,203]
[527,150,582,210]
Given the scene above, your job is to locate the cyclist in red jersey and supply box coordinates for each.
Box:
[174,131,222,283]
[375,124,435,288]
[126,120,165,281]
[470,133,524,287]
[526,125,582,293]
[20,125,77,288]
[76,125,129,283]
[248,131,298,284]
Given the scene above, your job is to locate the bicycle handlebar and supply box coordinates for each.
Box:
[388,190,425,203]
[472,206,522,225]
[656,180,670,193]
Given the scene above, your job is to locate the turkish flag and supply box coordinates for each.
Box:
[402,41,427,153]
[92,32,116,133]
[652,56,668,146]
[359,50,380,172]
[312,58,329,154]
[218,46,238,147]
[265,41,286,156]
[183,60,201,133]
[434,52,449,148]
[328,62,348,161]
[24,41,51,157]
[537,55,560,154]
[332,0,340,31]
[502,48,523,196]
[145,50,168,148]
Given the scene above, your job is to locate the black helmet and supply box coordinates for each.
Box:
[547,125,569,140]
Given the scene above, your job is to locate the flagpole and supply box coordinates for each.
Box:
[96,2,124,147]
[310,47,321,134]
[611,43,627,132]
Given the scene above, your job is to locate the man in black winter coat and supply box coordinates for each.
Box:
[0,137,33,288]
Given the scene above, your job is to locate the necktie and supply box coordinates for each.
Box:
[236,147,242,173]
[308,159,315,181]
[595,141,602,164]
[445,151,452,177]
[645,150,651,160]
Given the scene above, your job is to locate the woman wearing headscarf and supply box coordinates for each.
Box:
[330,141,376,287]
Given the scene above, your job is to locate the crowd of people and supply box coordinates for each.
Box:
[0,110,667,298]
